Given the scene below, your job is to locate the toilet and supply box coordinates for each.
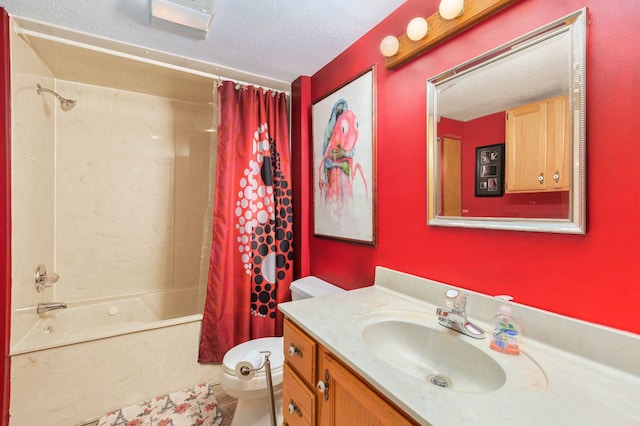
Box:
[220,276,344,426]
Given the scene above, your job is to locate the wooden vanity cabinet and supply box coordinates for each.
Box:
[283,318,419,426]
[505,95,569,193]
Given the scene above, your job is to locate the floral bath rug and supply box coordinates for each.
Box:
[98,383,223,426]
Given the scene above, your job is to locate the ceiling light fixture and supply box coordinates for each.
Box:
[151,0,220,39]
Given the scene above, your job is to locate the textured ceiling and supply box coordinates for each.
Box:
[437,30,570,122]
[0,0,407,84]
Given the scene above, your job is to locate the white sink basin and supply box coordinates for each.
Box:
[359,311,506,393]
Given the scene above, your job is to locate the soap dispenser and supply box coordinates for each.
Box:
[490,295,521,355]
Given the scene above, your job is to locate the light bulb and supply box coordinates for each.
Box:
[379,35,400,57]
[439,0,465,20]
[406,17,429,41]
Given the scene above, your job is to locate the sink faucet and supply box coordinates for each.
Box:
[436,289,485,339]
[37,302,67,314]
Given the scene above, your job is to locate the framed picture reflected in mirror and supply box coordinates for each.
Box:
[475,143,504,197]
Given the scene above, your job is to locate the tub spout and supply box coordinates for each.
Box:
[37,302,67,314]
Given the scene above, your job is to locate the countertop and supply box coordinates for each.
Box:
[278,268,640,425]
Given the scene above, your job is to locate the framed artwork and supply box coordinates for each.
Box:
[475,143,505,197]
[312,66,377,245]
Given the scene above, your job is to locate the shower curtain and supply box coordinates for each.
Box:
[198,82,293,363]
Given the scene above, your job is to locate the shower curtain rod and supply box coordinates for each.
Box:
[13,25,289,94]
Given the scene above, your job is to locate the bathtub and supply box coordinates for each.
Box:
[9,288,221,426]
[10,288,203,355]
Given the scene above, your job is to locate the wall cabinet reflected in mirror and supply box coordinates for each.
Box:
[427,8,586,234]
[506,96,569,195]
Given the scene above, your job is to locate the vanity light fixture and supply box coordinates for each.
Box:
[381,0,521,67]
[439,0,465,20]
[379,35,400,57]
[151,0,220,39]
[382,17,430,57]
[406,17,430,41]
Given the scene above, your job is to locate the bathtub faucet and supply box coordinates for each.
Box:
[37,302,67,314]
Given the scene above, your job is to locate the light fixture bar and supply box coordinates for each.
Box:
[384,0,521,69]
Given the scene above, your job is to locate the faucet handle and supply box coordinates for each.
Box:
[34,264,60,292]
[444,289,467,312]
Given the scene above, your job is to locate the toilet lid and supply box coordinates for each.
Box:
[222,337,284,376]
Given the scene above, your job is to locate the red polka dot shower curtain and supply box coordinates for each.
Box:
[198,82,293,363]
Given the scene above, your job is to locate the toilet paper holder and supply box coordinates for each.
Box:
[238,350,277,426]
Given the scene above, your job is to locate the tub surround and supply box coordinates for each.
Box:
[8,17,222,426]
[9,320,220,426]
[279,267,640,425]
[9,15,216,345]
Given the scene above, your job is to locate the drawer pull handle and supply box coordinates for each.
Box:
[538,173,544,184]
[553,171,560,183]
[288,343,302,357]
[288,399,302,417]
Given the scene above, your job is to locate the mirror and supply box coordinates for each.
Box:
[427,8,586,234]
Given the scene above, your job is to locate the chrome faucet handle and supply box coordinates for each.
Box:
[444,289,467,314]
[34,264,60,292]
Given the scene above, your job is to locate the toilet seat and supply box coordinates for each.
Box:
[221,337,284,393]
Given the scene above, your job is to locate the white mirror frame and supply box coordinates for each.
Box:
[426,8,586,234]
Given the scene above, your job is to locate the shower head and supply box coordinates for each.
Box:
[36,83,77,111]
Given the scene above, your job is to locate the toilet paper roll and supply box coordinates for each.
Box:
[234,349,263,381]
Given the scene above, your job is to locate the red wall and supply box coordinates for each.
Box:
[298,0,640,335]
[0,8,10,426]
[291,77,312,281]
[461,114,505,215]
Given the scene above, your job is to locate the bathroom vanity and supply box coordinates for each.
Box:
[279,267,640,425]
[282,318,418,425]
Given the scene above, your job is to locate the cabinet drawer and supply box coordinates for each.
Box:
[284,318,317,385]
[282,363,316,426]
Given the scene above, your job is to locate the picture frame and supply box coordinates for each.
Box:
[312,66,377,245]
[475,143,505,197]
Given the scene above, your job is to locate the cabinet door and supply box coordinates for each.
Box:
[506,100,548,192]
[546,96,570,190]
[506,96,570,193]
[318,351,418,426]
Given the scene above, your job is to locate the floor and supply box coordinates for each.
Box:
[214,384,238,426]
[79,383,237,426]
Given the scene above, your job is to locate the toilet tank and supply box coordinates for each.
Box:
[290,276,344,301]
